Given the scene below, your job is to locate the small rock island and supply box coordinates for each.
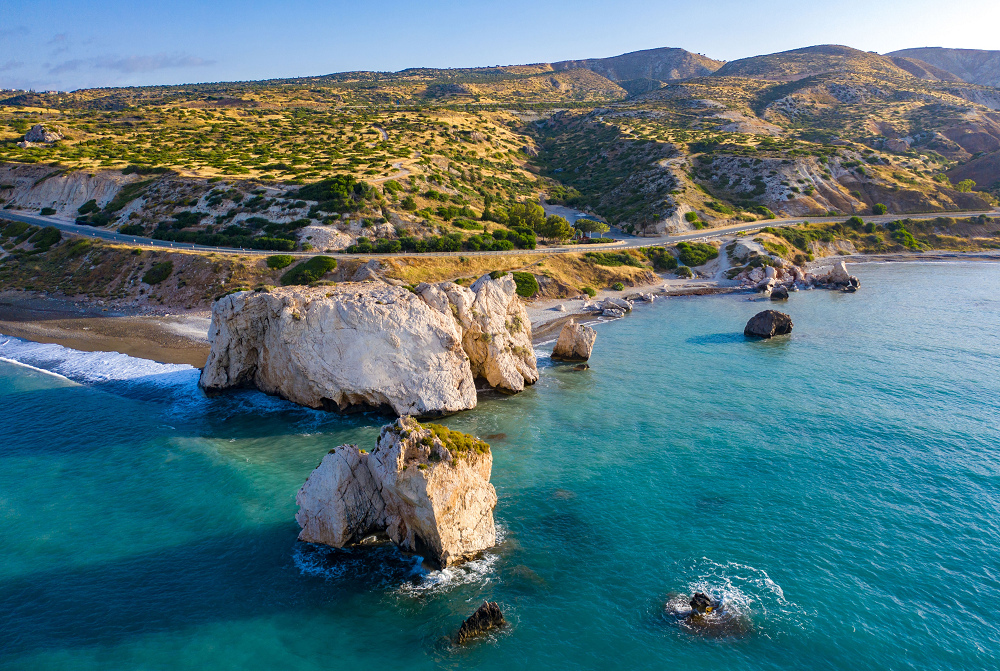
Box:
[295,417,498,568]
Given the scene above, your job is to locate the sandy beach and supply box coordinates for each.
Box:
[0,291,211,367]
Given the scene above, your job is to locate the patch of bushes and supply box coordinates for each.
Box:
[118,223,145,235]
[642,246,678,271]
[872,203,888,215]
[280,255,337,285]
[143,261,173,285]
[510,271,539,298]
[581,286,596,297]
[267,254,295,269]
[611,281,625,291]
[584,251,644,267]
[675,242,718,267]
[28,226,61,252]
[39,207,56,216]
[675,265,693,278]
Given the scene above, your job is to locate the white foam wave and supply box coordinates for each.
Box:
[397,552,499,596]
[0,335,197,387]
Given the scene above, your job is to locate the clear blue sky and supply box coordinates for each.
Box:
[2,0,998,91]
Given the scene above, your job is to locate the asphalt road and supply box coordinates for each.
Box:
[3,208,997,260]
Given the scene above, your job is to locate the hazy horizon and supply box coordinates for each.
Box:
[2,0,999,92]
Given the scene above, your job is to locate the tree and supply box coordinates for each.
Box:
[574,217,610,238]
[540,214,573,241]
[872,203,888,215]
[957,179,976,193]
[506,202,546,232]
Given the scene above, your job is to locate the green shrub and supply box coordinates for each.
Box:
[28,226,61,251]
[118,224,144,235]
[707,200,735,215]
[267,254,295,269]
[611,282,625,291]
[642,247,678,271]
[39,207,56,216]
[675,242,718,267]
[280,255,337,285]
[77,199,99,215]
[675,265,693,278]
[872,203,888,215]
[143,261,173,285]
[511,271,539,298]
[684,211,699,223]
[581,286,596,297]
[584,251,643,267]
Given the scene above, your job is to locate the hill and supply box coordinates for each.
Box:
[888,48,1000,88]
[549,47,724,94]
[713,45,921,82]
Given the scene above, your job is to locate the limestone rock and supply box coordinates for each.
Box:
[295,417,497,568]
[456,601,506,644]
[744,310,793,338]
[350,259,385,282]
[200,274,537,415]
[551,321,597,361]
[24,124,63,143]
[827,260,851,284]
[770,285,789,300]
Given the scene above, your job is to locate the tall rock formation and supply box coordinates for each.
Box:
[295,417,497,568]
[199,273,537,416]
[551,321,597,361]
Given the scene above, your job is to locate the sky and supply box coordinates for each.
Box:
[2,0,999,91]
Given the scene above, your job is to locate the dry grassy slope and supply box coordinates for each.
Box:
[0,236,281,309]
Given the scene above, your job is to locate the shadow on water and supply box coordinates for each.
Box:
[0,525,433,659]
[685,333,745,346]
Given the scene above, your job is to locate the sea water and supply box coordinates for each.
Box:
[2,262,999,670]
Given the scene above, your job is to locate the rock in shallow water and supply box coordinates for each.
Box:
[456,601,505,644]
[744,310,793,338]
[551,321,597,361]
[199,273,537,416]
[770,285,789,300]
[295,416,497,568]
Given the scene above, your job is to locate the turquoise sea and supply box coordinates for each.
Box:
[2,262,999,670]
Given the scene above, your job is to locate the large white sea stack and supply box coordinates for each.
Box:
[199,273,537,416]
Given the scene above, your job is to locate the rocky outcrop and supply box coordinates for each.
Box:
[24,124,63,143]
[770,285,789,300]
[745,310,793,338]
[456,601,506,644]
[199,273,537,415]
[295,417,497,568]
[551,321,597,361]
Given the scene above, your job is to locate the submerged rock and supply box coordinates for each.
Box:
[744,310,793,338]
[199,273,537,416]
[551,321,597,361]
[296,417,497,568]
[456,601,505,644]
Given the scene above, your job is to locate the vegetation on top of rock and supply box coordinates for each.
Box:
[675,242,719,267]
[142,261,173,285]
[280,255,337,285]
[423,422,490,459]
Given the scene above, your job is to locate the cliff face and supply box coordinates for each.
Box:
[295,417,497,567]
[199,273,537,415]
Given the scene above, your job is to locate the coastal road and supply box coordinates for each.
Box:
[3,208,998,260]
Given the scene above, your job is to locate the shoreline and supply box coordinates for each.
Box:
[4,250,1000,362]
